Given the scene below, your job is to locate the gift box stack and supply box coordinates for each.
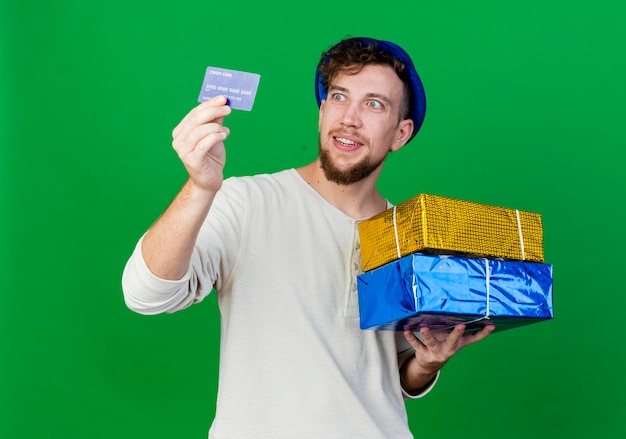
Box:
[356,194,553,333]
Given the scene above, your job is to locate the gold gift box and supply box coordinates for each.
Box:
[359,194,544,272]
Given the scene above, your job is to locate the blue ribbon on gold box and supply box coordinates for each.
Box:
[357,253,553,333]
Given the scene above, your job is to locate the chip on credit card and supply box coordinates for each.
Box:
[198,66,261,111]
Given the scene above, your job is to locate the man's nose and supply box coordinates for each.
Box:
[340,102,362,128]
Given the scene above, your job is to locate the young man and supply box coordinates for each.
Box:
[122,37,493,438]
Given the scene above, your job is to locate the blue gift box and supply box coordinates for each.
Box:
[357,253,553,333]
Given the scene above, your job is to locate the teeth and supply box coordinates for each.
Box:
[336,137,357,146]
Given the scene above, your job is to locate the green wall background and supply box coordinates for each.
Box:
[2,0,625,437]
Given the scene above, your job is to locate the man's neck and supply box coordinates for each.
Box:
[296,161,388,219]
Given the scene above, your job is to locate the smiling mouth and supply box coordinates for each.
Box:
[335,137,359,147]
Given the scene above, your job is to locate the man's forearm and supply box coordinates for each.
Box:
[141,179,217,280]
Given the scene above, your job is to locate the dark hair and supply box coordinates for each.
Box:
[317,39,412,121]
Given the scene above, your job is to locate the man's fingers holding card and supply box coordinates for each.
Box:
[173,95,231,140]
[188,129,228,163]
[175,122,230,157]
[175,120,230,192]
[168,67,260,192]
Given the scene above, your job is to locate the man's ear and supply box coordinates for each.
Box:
[390,119,414,152]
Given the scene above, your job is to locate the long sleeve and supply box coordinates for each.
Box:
[121,176,249,315]
[121,236,202,314]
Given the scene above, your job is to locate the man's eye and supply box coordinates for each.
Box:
[367,100,382,109]
[331,93,346,101]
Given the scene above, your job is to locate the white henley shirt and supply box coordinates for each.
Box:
[122,169,437,438]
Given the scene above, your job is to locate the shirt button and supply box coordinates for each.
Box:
[355,242,360,250]
[353,262,359,272]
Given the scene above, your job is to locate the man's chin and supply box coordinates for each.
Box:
[318,143,386,185]
[320,161,380,186]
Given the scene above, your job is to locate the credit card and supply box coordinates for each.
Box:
[197,66,261,111]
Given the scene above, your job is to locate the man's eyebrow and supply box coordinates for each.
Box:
[328,86,393,104]
[365,93,392,105]
[328,85,349,93]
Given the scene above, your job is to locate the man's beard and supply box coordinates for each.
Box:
[318,142,386,186]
